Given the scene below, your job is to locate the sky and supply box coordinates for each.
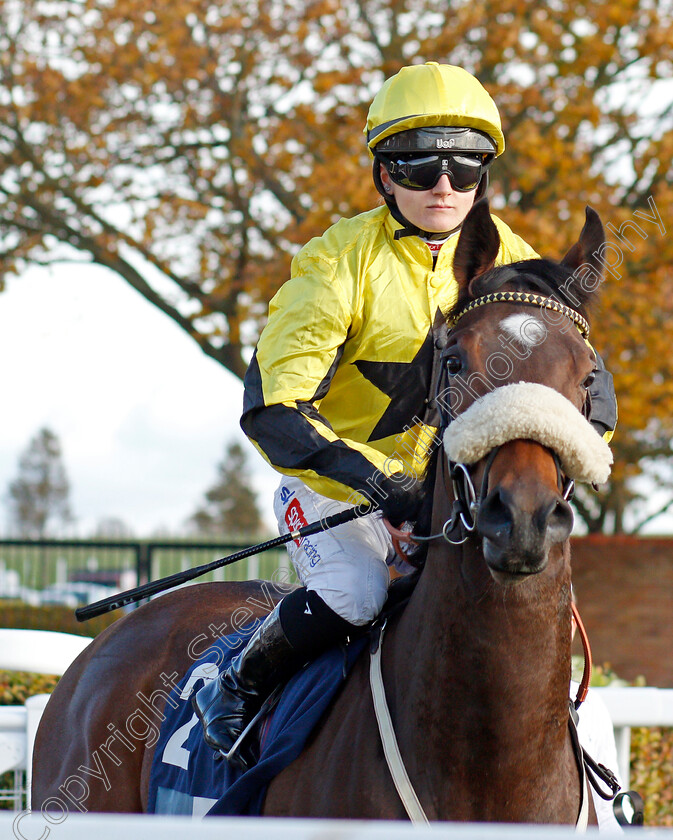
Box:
[0,262,280,537]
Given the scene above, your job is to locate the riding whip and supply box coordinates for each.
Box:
[75,504,373,622]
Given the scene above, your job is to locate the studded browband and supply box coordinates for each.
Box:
[448,291,590,339]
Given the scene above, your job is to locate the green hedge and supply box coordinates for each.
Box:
[0,602,119,637]
[631,727,673,826]
[0,670,59,705]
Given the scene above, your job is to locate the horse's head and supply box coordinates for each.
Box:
[438,200,613,582]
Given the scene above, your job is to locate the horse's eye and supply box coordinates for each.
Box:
[445,355,463,375]
[583,370,596,389]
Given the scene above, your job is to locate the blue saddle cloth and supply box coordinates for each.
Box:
[148,625,367,817]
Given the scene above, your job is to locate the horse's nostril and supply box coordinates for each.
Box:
[477,488,513,545]
[535,500,560,531]
[479,489,574,552]
[546,499,574,542]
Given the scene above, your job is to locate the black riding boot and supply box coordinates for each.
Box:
[192,587,356,769]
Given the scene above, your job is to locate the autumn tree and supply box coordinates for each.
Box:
[1,0,673,532]
[188,440,264,537]
[6,427,73,537]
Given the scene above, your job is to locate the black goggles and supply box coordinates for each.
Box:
[382,153,486,192]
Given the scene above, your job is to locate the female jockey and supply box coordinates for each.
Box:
[193,62,617,768]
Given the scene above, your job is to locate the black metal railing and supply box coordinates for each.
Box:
[0,538,290,609]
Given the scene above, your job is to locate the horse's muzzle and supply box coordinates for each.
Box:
[477,486,574,580]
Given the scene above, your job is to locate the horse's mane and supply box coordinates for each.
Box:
[452,257,595,326]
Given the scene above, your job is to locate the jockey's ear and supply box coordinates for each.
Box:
[560,206,606,276]
[453,198,500,291]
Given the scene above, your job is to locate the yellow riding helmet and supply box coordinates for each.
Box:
[365,62,505,158]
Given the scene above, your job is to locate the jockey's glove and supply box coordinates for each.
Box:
[367,476,426,528]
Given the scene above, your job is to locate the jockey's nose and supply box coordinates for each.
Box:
[432,174,453,194]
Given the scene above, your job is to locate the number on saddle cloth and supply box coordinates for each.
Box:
[148,629,367,816]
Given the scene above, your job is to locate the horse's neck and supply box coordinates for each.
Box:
[387,533,574,817]
[398,461,572,725]
[397,541,572,711]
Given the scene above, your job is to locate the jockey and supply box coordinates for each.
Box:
[193,62,617,768]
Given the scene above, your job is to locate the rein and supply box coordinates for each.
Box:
[571,601,592,708]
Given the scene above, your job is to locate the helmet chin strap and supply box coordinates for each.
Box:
[373,158,489,241]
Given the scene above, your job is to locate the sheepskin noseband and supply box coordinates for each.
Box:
[443,382,613,485]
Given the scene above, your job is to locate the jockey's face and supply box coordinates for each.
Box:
[380,165,477,234]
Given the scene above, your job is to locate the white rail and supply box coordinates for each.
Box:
[6,812,670,839]
[0,629,92,675]
[0,629,92,809]
[594,686,673,787]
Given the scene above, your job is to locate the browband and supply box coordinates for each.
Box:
[448,291,590,339]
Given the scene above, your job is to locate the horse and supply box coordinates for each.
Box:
[31,199,612,825]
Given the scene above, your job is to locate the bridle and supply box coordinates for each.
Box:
[444,290,588,529]
[388,290,586,553]
[438,444,576,546]
[447,290,590,338]
[387,445,576,557]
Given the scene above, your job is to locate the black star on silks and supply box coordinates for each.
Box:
[354,328,435,441]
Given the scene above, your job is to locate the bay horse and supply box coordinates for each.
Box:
[32,200,612,825]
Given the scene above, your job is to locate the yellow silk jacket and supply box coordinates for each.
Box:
[241,204,538,504]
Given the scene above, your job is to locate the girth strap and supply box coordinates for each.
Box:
[370,622,593,830]
[369,623,429,823]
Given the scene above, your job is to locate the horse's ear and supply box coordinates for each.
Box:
[560,206,605,274]
[453,199,501,290]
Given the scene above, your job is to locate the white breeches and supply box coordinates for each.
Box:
[273,477,395,625]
